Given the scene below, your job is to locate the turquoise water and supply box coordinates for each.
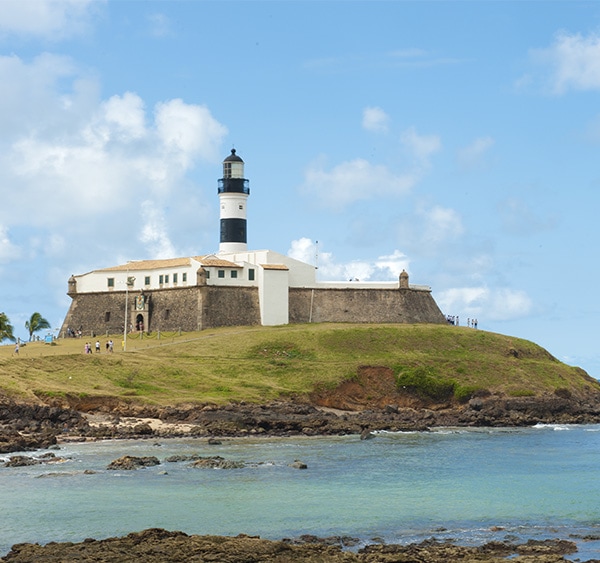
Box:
[2,424,600,559]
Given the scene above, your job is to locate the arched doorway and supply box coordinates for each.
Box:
[135,314,144,332]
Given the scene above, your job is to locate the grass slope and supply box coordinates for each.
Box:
[0,324,597,406]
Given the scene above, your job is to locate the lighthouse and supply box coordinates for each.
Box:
[218,149,250,253]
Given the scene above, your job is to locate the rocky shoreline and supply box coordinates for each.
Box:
[0,528,593,563]
[3,393,600,562]
[3,390,600,453]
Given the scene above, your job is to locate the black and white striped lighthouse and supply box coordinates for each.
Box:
[218,149,250,253]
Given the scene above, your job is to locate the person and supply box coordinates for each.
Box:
[14,342,19,355]
[95,340,100,353]
[108,340,113,353]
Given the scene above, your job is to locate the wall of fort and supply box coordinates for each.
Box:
[199,286,261,329]
[289,287,446,325]
[61,285,444,337]
[61,285,262,337]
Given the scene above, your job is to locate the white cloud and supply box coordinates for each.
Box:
[288,237,318,266]
[301,157,417,210]
[139,201,177,259]
[0,0,101,40]
[436,286,533,321]
[0,71,228,227]
[0,53,86,136]
[0,53,228,277]
[362,106,390,133]
[0,225,20,262]
[288,238,409,282]
[529,31,600,94]
[374,249,410,275]
[400,126,441,162]
[155,99,227,165]
[420,205,464,245]
[301,126,436,209]
[95,92,147,142]
[457,136,494,170]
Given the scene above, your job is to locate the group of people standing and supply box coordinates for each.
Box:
[446,315,478,329]
[84,340,113,354]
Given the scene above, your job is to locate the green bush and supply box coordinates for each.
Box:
[454,384,481,403]
[508,389,536,397]
[394,366,456,401]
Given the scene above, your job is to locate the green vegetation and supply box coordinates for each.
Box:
[25,312,51,341]
[0,323,597,405]
[0,312,15,343]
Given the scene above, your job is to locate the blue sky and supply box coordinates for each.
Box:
[1,1,599,376]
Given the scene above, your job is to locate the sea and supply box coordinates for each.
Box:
[2,424,600,560]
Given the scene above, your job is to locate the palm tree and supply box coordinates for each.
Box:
[0,312,15,342]
[25,312,51,341]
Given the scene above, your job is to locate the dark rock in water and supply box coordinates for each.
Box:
[288,460,308,470]
[4,455,40,467]
[106,456,160,470]
[207,437,222,445]
[188,456,245,469]
[164,454,205,463]
[360,429,375,440]
[0,430,58,454]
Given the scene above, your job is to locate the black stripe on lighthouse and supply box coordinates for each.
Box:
[220,218,247,244]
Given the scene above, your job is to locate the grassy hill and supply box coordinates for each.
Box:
[0,323,597,407]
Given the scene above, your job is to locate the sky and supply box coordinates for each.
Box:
[0,0,599,376]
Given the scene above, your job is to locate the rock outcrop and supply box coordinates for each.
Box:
[0,528,583,563]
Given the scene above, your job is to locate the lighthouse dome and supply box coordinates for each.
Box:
[224,148,244,163]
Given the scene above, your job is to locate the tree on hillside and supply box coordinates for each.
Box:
[0,312,15,342]
[25,312,51,341]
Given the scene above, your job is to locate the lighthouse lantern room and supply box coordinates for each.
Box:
[218,149,250,253]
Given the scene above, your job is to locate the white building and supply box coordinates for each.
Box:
[62,150,443,336]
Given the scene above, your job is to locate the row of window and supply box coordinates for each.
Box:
[107,272,188,288]
[156,272,187,285]
[210,269,255,280]
[107,269,255,288]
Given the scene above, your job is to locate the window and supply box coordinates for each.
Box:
[238,204,243,210]
[159,275,164,284]
[164,309,170,320]
[107,278,114,288]
[218,270,225,278]
[231,270,237,278]
[144,276,150,286]
[205,271,209,279]
[173,273,178,283]
[248,269,255,281]
[165,275,169,284]
[105,312,111,322]
[182,272,187,282]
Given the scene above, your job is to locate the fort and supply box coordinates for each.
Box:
[60,150,445,336]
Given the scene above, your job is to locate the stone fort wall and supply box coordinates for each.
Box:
[289,287,446,324]
[61,285,445,337]
[61,286,261,337]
